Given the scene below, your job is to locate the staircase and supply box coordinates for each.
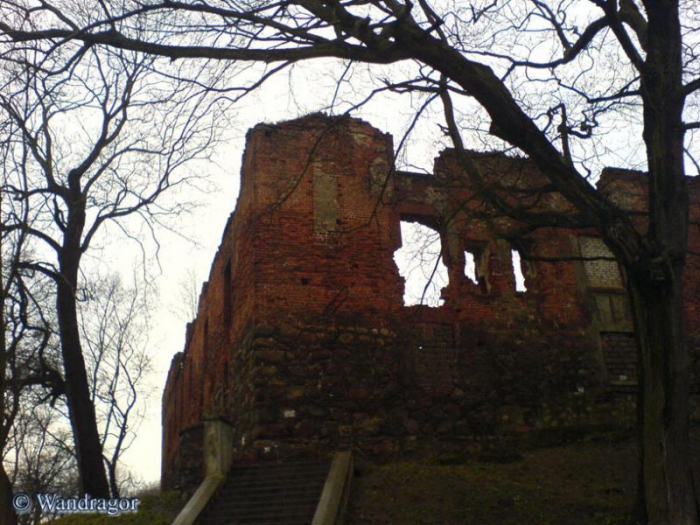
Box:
[198,460,332,525]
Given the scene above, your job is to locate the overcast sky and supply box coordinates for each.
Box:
[101,21,695,486]
[116,60,459,486]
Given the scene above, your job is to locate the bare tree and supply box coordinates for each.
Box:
[172,267,204,323]
[1,1,699,523]
[1,272,155,522]
[0,242,61,525]
[5,404,79,525]
[1,121,57,525]
[1,191,21,525]
[0,27,225,497]
[79,275,154,498]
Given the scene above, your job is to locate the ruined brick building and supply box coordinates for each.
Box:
[161,114,700,491]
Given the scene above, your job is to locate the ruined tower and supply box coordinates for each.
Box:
[161,114,700,491]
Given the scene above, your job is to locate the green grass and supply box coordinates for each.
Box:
[46,431,688,524]
[348,435,638,524]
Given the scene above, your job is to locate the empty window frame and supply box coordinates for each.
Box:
[394,220,449,307]
[223,259,232,329]
[511,249,528,293]
[203,319,209,352]
[464,241,490,291]
[223,363,229,408]
[464,251,478,284]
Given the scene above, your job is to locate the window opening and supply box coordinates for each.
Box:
[200,322,207,412]
[186,358,192,421]
[179,365,185,425]
[511,249,528,292]
[223,260,232,329]
[579,236,623,288]
[223,364,229,407]
[393,221,449,307]
[464,241,490,292]
[464,251,478,284]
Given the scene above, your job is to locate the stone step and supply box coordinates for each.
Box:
[213,490,324,503]
[203,518,311,525]
[208,500,320,514]
[219,478,326,486]
[198,459,330,525]
[217,469,330,486]
[205,509,316,519]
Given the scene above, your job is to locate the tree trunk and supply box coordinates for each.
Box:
[627,2,700,523]
[0,456,16,525]
[627,273,698,525]
[0,196,17,525]
[56,271,110,498]
[108,460,119,498]
[56,231,110,498]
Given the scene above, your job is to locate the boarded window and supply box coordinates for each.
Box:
[592,292,632,328]
[579,236,623,288]
[313,163,338,234]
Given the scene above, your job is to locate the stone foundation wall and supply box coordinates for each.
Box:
[218,322,623,466]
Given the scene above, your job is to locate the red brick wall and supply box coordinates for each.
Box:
[161,114,700,489]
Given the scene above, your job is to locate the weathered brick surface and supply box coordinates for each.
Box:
[161,114,700,490]
[601,332,637,384]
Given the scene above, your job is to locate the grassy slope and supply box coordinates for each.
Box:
[46,431,700,524]
[348,434,638,525]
